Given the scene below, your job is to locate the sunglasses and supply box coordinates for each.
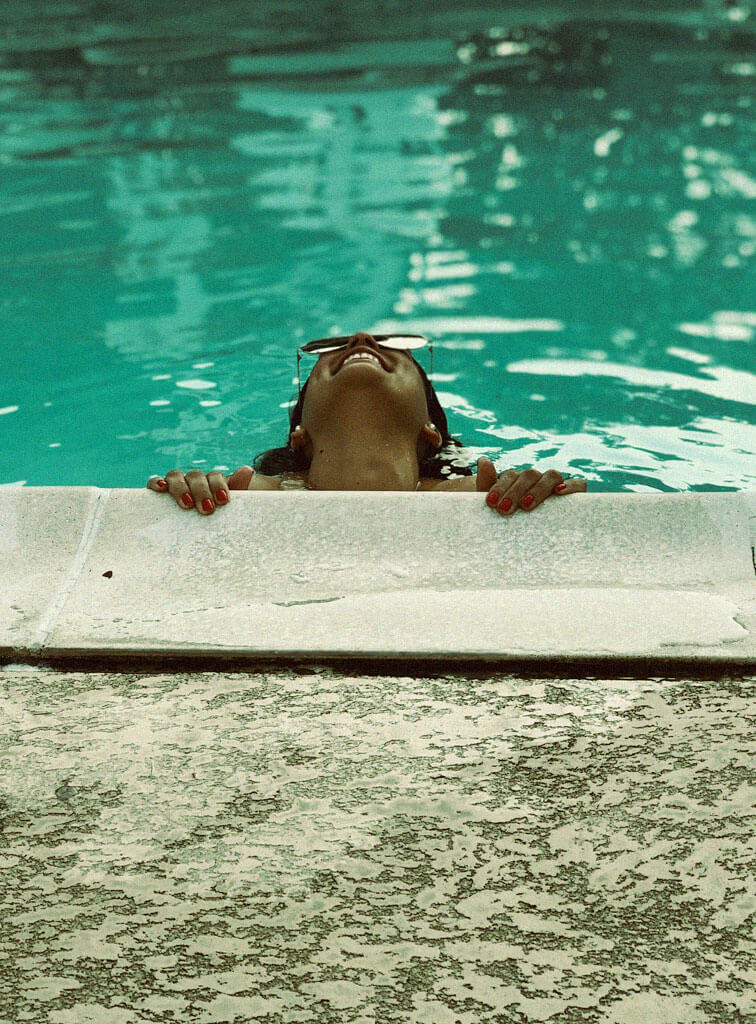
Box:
[296,333,433,396]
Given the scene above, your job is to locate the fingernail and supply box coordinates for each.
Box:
[216,489,228,504]
[498,497,512,514]
[554,483,567,493]
[521,493,534,509]
[486,491,499,507]
[181,493,194,508]
[202,498,214,513]
[156,478,168,489]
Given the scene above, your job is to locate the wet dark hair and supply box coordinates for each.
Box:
[253,356,473,479]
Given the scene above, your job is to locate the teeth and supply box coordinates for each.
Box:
[343,352,381,366]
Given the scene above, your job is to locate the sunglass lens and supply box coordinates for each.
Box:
[302,334,427,355]
[376,335,427,350]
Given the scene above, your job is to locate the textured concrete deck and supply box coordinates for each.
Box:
[1,488,755,670]
[1,666,755,1023]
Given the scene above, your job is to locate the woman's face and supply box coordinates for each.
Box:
[299,332,431,436]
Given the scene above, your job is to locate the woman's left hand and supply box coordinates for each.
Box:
[475,456,587,515]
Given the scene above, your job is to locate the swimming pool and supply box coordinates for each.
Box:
[1,0,754,491]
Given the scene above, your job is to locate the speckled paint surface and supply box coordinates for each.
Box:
[1,669,755,1023]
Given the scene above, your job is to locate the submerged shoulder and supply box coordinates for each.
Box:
[247,471,283,490]
[247,471,309,491]
[417,475,477,492]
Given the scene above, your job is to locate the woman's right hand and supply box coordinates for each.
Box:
[147,466,254,514]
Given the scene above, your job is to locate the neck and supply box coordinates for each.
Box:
[307,446,419,491]
[304,418,422,491]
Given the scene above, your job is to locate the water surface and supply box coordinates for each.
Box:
[1,1,754,490]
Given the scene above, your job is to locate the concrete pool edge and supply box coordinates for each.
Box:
[1,487,755,673]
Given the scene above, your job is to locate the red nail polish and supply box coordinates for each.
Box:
[216,489,228,504]
[554,483,567,493]
[202,498,214,513]
[156,478,167,489]
[498,497,512,513]
[486,491,499,507]
[181,493,194,508]
[521,493,534,509]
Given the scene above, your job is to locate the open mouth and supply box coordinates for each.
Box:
[336,347,388,373]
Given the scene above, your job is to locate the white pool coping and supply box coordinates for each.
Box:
[1,487,755,671]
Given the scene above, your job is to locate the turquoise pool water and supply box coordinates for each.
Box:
[1,1,754,491]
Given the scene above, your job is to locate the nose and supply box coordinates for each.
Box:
[347,331,379,351]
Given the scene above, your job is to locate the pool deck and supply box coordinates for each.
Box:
[2,665,755,1023]
[1,487,755,673]
[2,489,756,1022]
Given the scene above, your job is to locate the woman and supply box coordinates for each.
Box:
[147,331,587,514]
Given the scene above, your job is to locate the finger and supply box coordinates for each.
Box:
[491,468,542,516]
[484,469,519,509]
[207,470,230,506]
[475,456,498,492]
[517,469,564,512]
[227,465,254,490]
[520,474,589,510]
[147,475,169,493]
[165,470,196,511]
[185,470,216,515]
[554,478,588,495]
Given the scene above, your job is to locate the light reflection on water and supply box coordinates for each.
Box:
[0,2,754,489]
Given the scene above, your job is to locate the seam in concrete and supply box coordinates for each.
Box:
[6,650,756,680]
[30,488,111,650]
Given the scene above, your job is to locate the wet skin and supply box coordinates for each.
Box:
[299,333,431,444]
[147,331,588,510]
